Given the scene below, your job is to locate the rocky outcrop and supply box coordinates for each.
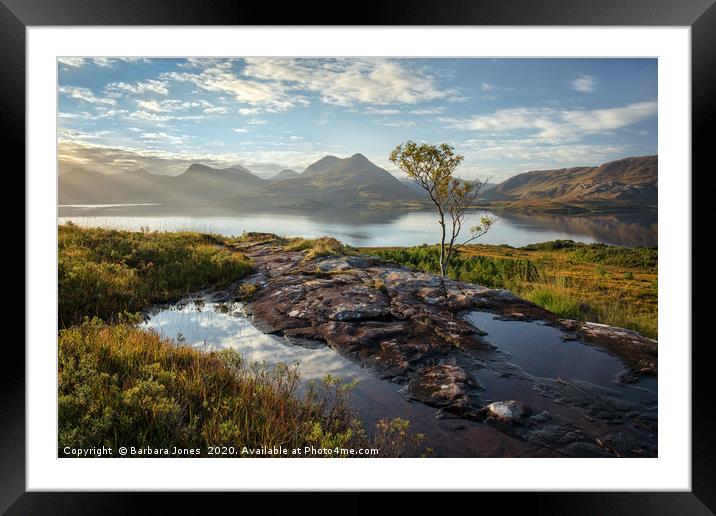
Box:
[234,238,555,393]
[226,235,658,457]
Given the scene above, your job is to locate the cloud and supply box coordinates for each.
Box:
[442,101,657,140]
[95,108,130,119]
[59,86,116,106]
[162,60,300,113]
[204,106,229,114]
[106,80,170,96]
[378,120,416,128]
[140,132,186,144]
[136,100,164,112]
[136,98,212,112]
[58,111,92,119]
[59,128,114,142]
[445,138,634,180]
[359,106,446,116]
[480,82,514,92]
[461,138,627,163]
[571,74,597,93]
[57,58,86,68]
[58,57,151,69]
[126,110,208,123]
[241,58,459,107]
[232,128,249,133]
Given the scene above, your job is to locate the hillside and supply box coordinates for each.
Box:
[399,178,497,199]
[223,153,421,209]
[270,169,300,181]
[172,164,267,198]
[59,164,267,205]
[59,154,657,212]
[58,168,173,204]
[484,156,657,210]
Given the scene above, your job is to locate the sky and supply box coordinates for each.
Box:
[58,57,657,181]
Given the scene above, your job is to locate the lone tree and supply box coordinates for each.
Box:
[389,141,495,276]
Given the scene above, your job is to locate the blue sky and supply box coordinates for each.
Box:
[58,57,657,180]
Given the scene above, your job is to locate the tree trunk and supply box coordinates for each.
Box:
[438,217,446,276]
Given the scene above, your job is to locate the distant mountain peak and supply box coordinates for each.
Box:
[302,155,343,177]
[186,163,211,172]
[271,169,300,181]
[346,153,371,165]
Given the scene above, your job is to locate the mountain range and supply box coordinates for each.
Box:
[58,153,657,211]
[482,155,657,211]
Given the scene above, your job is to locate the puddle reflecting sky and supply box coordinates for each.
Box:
[140,300,656,457]
[142,302,366,382]
[465,311,627,387]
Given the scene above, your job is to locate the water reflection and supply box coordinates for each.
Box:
[142,302,364,382]
[465,312,627,387]
[59,204,657,248]
[140,299,657,457]
[140,300,557,457]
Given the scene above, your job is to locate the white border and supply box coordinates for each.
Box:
[27,27,691,491]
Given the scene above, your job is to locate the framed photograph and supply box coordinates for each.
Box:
[7,0,713,511]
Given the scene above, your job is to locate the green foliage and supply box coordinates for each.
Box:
[58,224,253,326]
[389,141,464,200]
[389,141,492,274]
[362,242,657,339]
[58,322,422,457]
[568,243,657,270]
[520,240,657,271]
[526,287,584,320]
[521,240,579,251]
[371,246,541,290]
[237,283,259,301]
[284,236,348,262]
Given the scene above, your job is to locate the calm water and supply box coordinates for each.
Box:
[141,297,657,457]
[58,205,657,248]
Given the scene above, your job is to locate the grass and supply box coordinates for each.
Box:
[59,223,252,326]
[58,320,422,457]
[283,236,351,262]
[361,240,657,339]
[58,224,424,457]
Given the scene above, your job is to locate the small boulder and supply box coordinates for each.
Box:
[406,364,477,410]
[485,400,531,423]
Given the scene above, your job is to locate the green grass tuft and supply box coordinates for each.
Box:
[59,224,253,326]
[58,321,423,457]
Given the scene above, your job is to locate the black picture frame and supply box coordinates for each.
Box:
[4,0,712,512]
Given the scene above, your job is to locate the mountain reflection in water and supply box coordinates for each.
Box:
[59,205,657,248]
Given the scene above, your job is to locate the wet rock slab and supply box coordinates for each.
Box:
[227,238,657,456]
[405,364,479,414]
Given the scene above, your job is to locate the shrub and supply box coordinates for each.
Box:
[569,243,657,270]
[58,224,253,326]
[58,321,423,457]
[370,246,541,290]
